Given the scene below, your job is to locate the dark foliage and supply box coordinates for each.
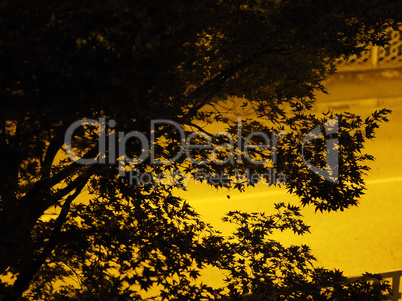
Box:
[0,0,400,299]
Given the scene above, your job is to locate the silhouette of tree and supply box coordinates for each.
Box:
[0,0,400,299]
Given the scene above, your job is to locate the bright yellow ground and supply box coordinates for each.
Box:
[179,69,402,291]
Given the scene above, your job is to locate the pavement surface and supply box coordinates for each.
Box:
[178,68,402,290]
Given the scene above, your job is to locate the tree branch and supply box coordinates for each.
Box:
[9,176,88,300]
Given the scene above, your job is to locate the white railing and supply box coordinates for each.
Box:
[381,270,402,301]
[349,270,402,301]
[336,29,402,71]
